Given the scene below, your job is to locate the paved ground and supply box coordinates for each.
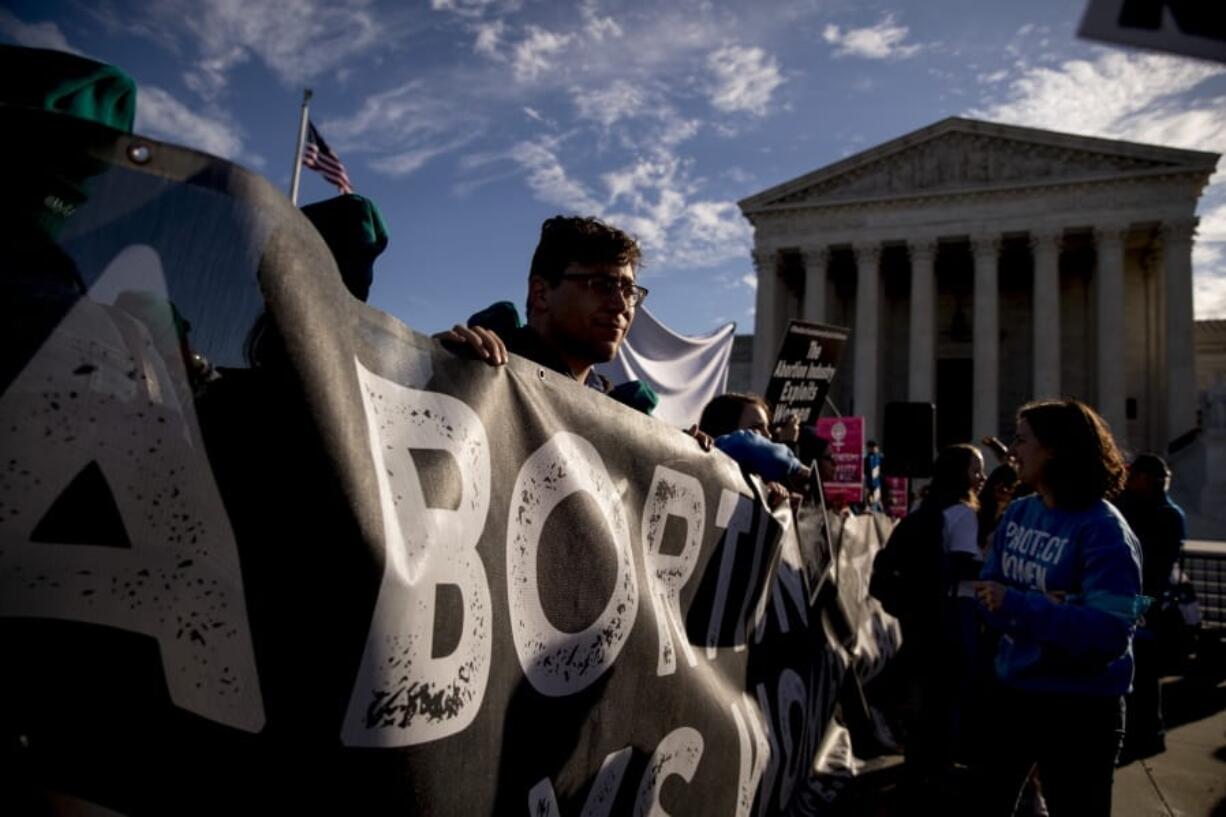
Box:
[1112,673,1226,817]
[833,651,1226,816]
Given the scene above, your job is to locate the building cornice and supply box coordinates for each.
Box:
[741,168,1210,223]
[738,116,1219,213]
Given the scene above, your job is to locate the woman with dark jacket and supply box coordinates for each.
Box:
[893,444,986,805]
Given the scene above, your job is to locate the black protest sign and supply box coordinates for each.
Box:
[1079,0,1226,63]
[0,109,892,815]
[763,321,848,426]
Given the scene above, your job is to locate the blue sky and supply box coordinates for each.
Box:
[4,0,1226,337]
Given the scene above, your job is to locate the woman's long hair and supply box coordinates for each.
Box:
[924,444,981,512]
[1018,398,1127,509]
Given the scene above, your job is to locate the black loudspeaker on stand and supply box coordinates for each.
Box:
[882,401,934,478]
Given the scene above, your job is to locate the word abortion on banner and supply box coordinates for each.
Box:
[763,321,848,426]
[815,417,865,507]
[0,109,900,815]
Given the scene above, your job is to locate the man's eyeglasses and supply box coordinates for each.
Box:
[562,273,649,306]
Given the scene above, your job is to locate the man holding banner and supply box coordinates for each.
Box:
[436,216,652,402]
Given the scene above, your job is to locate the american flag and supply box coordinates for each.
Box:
[302,121,353,194]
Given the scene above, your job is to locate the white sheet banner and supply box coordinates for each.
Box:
[597,307,737,429]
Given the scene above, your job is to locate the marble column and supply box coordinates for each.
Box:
[908,239,937,403]
[971,235,1000,447]
[853,242,881,438]
[1163,220,1197,440]
[1094,225,1128,437]
[800,244,828,324]
[1031,231,1062,400]
[751,247,780,393]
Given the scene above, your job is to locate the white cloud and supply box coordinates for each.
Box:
[512,26,573,83]
[369,141,464,177]
[657,115,701,147]
[723,166,755,185]
[671,200,752,267]
[431,0,514,17]
[572,79,646,127]
[182,46,246,101]
[473,20,505,59]
[741,273,757,290]
[324,81,484,177]
[707,45,783,116]
[111,0,384,100]
[602,154,688,211]
[0,9,79,53]
[822,14,923,60]
[1193,243,1226,319]
[136,85,244,160]
[1194,239,1223,268]
[581,0,623,41]
[575,80,700,149]
[502,136,749,270]
[509,137,604,213]
[1199,202,1226,243]
[969,52,1225,141]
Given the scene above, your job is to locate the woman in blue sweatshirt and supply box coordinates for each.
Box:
[973,399,1143,817]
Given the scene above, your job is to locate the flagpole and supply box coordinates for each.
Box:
[289,88,313,205]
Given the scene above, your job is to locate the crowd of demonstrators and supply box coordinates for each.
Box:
[862,398,1184,817]
[405,206,1179,817]
[243,192,1184,814]
[9,43,1187,816]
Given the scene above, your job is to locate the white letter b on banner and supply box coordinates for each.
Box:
[342,358,493,747]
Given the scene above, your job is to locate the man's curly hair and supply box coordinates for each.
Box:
[528,215,642,287]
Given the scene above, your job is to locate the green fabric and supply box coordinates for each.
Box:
[609,380,659,415]
[467,301,523,335]
[301,194,389,254]
[300,194,390,301]
[0,45,136,133]
[1,45,137,239]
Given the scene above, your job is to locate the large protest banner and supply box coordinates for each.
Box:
[0,108,895,815]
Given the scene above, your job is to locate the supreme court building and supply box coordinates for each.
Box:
[739,117,1218,455]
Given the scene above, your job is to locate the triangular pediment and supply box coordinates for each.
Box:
[740,118,1218,211]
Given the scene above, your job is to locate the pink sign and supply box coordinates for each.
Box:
[885,476,909,519]
[815,416,864,507]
